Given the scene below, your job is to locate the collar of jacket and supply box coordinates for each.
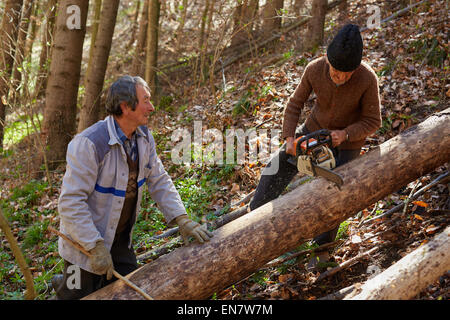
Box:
[105,115,147,146]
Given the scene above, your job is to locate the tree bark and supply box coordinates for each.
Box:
[145,0,160,101]
[11,0,32,99]
[231,0,259,47]
[303,0,328,51]
[0,0,24,149]
[84,108,450,300]
[262,0,284,37]
[131,0,149,77]
[42,0,89,167]
[77,0,119,132]
[34,0,57,99]
[344,226,450,300]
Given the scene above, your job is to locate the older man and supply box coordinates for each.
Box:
[53,76,212,299]
[250,24,381,247]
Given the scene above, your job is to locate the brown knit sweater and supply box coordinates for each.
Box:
[282,56,381,150]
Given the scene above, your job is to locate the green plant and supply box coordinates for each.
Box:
[232,91,252,116]
[3,113,43,148]
[10,179,48,207]
[295,57,308,66]
[158,95,174,111]
[250,270,269,287]
[376,59,397,77]
[409,37,447,68]
[336,220,350,240]
[23,220,49,249]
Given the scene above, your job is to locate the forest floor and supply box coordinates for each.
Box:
[0,0,448,300]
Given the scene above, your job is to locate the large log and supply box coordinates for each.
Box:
[84,108,450,300]
[344,226,450,300]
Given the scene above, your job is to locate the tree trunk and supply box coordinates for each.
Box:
[145,0,160,102]
[131,0,149,77]
[294,0,306,15]
[337,0,348,24]
[23,1,39,62]
[11,0,32,100]
[231,0,259,47]
[84,0,102,83]
[34,0,57,99]
[262,0,284,37]
[42,0,89,168]
[174,0,188,52]
[345,226,450,300]
[303,0,327,51]
[126,0,141,49]
[84,108,450,300]
[0,0,24,149]
[78,0,119,132]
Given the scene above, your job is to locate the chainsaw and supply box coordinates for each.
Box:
[287,129,344,189]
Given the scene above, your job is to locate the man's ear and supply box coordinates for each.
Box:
[119,101,130,115]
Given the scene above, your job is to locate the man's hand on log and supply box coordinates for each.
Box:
[176,215,214,245]
[89,240,114,280]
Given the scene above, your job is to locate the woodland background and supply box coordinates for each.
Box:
[0,0,448,300]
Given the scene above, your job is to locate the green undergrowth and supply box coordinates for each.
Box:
[1,179,62,300]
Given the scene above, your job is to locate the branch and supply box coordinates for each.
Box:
[0,208,36,300]
[315,247,380,283]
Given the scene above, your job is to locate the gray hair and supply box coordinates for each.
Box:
[105,75,150,116]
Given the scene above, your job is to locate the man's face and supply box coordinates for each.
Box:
[123,85,155,127]
[327,58,355,85]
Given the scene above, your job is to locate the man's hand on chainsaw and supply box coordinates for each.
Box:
[330,130,348,147]
[285,137,296,156]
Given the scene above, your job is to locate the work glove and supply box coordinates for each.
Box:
[89,240,114,280]
[176,215,214,245]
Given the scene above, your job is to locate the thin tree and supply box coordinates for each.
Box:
[126,0,141,49]
[42,0,89,167]
[131,0,149,77]
[262,0,284,38]
[34,0,57,99]
[0,0,24,149]
[78,0,120,132]
[174,0,188,53]
[11,0,33,100]
[303,0,327,51]
[231,0,259,47]
[145,0,160,103]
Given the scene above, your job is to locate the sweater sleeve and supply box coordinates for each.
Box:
[282,63,313,139]
[344,72,382,142]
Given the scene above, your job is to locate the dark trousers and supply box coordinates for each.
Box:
[249,124,360,245]
[55,230,138,300]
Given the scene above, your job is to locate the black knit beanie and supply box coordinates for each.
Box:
[327,24,363,72]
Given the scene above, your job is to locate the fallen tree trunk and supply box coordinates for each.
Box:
[84,108,450,300]
[344,225,450,300]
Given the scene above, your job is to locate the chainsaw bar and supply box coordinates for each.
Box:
[311,164,344,189]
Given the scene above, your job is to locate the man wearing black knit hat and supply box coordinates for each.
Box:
[249,24,381,256]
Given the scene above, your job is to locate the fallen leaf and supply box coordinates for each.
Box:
[230,183,240,193]
[278,273,293,283]
[392,119,403,129]
[351,234,362,244]
[412,200,428,208]
[425,224,440,235]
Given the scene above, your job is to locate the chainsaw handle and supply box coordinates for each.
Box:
[294,129,332,156]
